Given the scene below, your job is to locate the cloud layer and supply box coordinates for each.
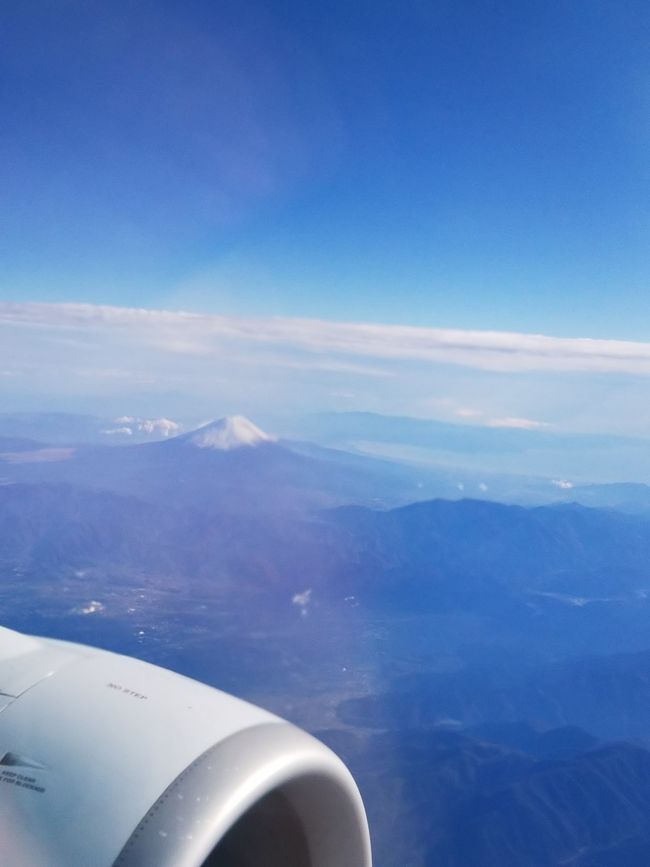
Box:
[4,301,650,440]
[3,301,650,375]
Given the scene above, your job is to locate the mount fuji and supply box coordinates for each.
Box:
[178,416,277,451]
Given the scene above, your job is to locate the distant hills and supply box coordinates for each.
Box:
[338,645,650,741]
[5,480,650,674]
[325,497,650,604]
[6,477,650,603]
[321,727,650,867]
[286,410,650,487]
[5,410,650,514]
[552,481,650,513]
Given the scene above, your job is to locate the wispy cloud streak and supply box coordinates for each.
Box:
[2,301,650,375]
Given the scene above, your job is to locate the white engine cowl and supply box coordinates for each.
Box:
[0,626,371,867]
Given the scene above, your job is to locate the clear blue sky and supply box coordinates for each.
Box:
[2,0,649,338]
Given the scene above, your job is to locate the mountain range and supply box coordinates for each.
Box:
[3,412,650,866]
[320,727,650,867]
[0,415,501,513]
[4,411,650,515]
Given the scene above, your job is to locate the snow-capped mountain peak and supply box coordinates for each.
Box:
[186,416,276,451]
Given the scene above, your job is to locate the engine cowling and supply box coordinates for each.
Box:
[0,626,371,867]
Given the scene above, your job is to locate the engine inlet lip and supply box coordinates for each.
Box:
[113,721,371,867]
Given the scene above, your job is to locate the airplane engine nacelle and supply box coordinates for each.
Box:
[0,627,371,867]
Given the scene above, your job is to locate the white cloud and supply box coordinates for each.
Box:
[101,427,134,436]
[4,301,650,375]
[72,600,105,615]
[552,479,574,490]
[292,588,312,617]
[485,416,549,430]
[454,407,482,419]
[292,588,312,609]
[141,418,179,435]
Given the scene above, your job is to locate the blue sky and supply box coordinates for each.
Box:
[2,1,650,436]
[3,0,649,332]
